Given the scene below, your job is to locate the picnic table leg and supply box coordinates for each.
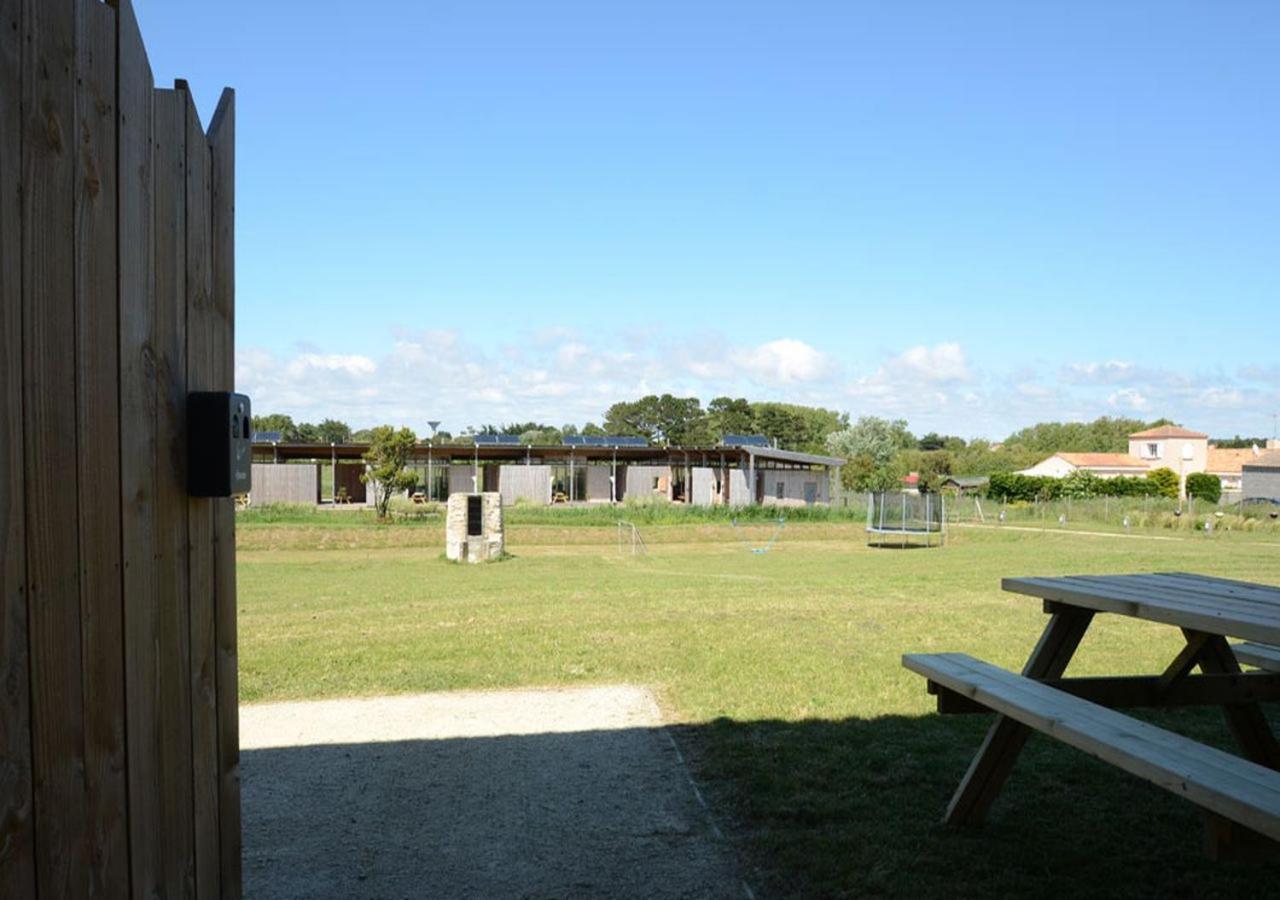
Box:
[1187,630,1280,771]
[944,606,1094,827]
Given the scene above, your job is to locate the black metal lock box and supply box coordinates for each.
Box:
[188,392,253,497]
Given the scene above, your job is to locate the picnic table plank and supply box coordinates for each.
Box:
[943,606,1093,826]
[1003,576,1280,645]
[1235,643,1280,673]
[910,653,1280,797]
[905,653,1280,841]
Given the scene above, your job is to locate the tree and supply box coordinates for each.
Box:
[1186,472,1222,504]
[706,397,754,439]
[1004,416,1167,454]
[251,413,296,440]
[898,449,953,493]
[918,432,966,452]
[602,394,709,445]
[361,426,419,519]
[1146,467,1180,500]
[750,402,848,453]
[315,418,353,444]
[293,421,321,443]
[826,417,915,490]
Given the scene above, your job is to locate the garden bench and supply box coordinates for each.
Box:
[905,572,1280,858]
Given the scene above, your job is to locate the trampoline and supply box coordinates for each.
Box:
[866,491,945,548]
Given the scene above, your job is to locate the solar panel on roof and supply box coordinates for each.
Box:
[563,435,589,445]
[253,431,283,443]
[609,436,649,447]
[722,434,771,448]
[473,433,522,445]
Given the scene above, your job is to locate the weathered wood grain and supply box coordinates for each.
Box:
[152,84,198,899]
[115,0,162,893]
[74,2,130,893]
[181,80,222,900]
[22,0,92,892]
[208,86,242,900]
[0,0,36,893]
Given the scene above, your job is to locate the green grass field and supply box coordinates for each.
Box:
[237,516,1280,897]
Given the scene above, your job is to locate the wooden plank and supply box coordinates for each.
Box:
[22,0,94,893]
[152,85,197,899]
[932,671,1280,713]
[0,0,36,892]
[904,652,1280,841]
[1083,574,1280,618]
[1235,642,1280,673]
[115,0,160,893]
[182,80,222,900]
[74,3,130,893]
[1163,572,1280,604]
[942,607,1093,826]
[1004,576,1280,645]
[912,652,1280,797]
[1193,632,1280,770]
[207,86,242,899]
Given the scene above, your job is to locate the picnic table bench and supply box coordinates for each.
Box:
[904,572,1280,858]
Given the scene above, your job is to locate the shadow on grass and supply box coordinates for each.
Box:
[675,706,1280,898]
[242,707,1280,899]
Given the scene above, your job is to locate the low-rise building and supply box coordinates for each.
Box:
[1243,451,1280,503]
[1019,426,1274,499]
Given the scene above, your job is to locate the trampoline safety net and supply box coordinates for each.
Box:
[866,491,946,547]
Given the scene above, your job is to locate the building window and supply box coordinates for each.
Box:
[1146,442,1160,459]
[776,481,785,499]
[652,477,661,491]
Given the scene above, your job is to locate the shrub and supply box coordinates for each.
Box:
[1185,472,1222,504]
[1146,467,1180,499]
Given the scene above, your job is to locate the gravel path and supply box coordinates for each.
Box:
[241,686,746,899]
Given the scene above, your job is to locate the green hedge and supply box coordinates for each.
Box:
[1185,472,1222,503]
[987,471,1160,502]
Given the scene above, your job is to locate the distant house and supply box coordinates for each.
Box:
[940,475,989,494]
[1017,452,1148,479]
[1207,446,1271,495]
[1017,425,1275,499]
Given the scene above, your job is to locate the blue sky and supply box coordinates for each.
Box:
[135,1,1279,439]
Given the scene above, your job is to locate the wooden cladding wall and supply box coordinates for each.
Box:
[1,1,240,897]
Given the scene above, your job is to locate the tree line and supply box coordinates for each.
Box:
[254,404,1221,495]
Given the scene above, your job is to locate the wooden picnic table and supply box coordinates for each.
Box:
[904,572,1280,857]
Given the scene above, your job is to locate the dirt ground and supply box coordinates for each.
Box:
[240,686,749,899]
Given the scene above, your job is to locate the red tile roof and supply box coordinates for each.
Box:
[1058,452,1148,469]
[1206,447,1259,475]
[1129,425,1208,439]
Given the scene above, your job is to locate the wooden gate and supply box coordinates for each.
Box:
[1,0,240,896]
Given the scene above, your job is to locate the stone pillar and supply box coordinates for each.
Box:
[445,492,505,563]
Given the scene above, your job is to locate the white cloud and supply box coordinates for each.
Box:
[285,353,376,378]
[1107,388,1149,411]
[1062,360,1138,385]
[888,343,971,382]
[234,327,1275,441]
[731,338,833,384]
